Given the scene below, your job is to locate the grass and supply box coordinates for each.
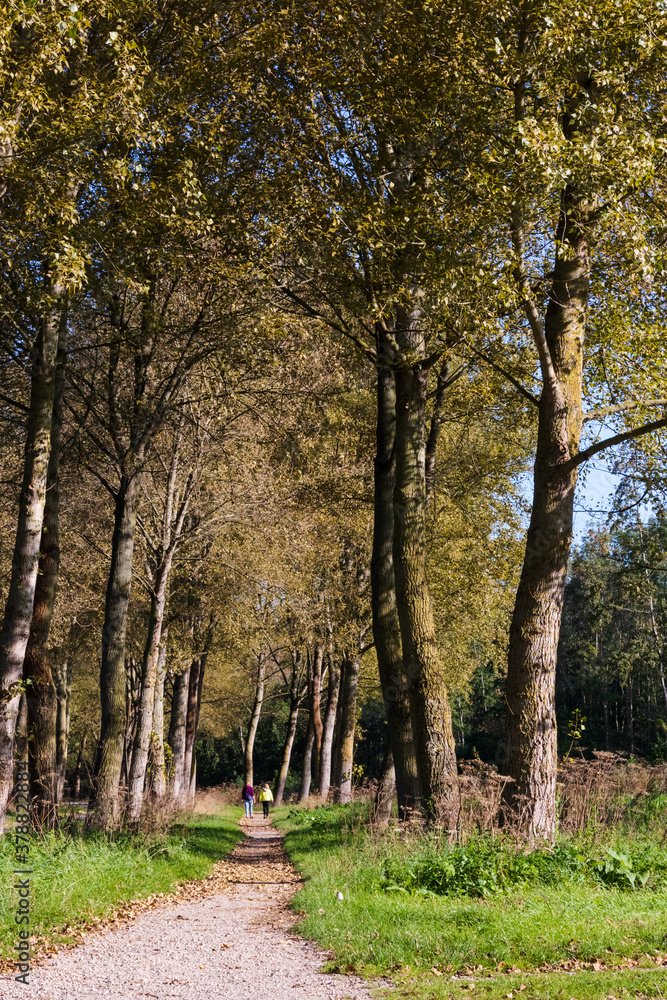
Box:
[273,802,667,1000]
[0,805,243,962]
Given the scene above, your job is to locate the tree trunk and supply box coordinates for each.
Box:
[73,733,87,799]
[244,653,266,788]
[299,692,316,803]
[393,305,459,829]
[310,645,324,791]
[88,471,142,829]
[15,693,28,767]
[53,657,71,802]
[318,654,340,801]
[274,650,306,806]
[371,341,421,820]
[127,557,172,822]
[151,628,169,799]
[503,176,590,840]
[372,741,395,828]
[625,683,635,754]
[23,322,66,829]
[184,651,206,803]
[331,657,346,793]
[0,289,63,834]
[168,667,189,803]
[334,653,359,805]
[121,655,141,791]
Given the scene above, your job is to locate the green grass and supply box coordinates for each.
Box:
[273,803,667,1000]
[0,805,243,961]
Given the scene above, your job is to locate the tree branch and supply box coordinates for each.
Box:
[583,399,667,424]
[563,415,667,472]
[0,391,30,413]
[467,343,540,407]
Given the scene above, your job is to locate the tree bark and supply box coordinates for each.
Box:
[127,558,173,822]
[372,741,395,827]
[299,657,316,802]
[371,340,421,820]
[503,169,591,839]
[331,657,346,793]
[24,323,67,829]
[318,654,340,801]
[393,304,459,829]
[184,650,206,803]
[88,470,142,829]
[244,652,266,788]
[168,667,189,803]
[310,645,324,791]
[334,653,359,805]
[53,657,71,803]
[73,733,87,799]
[151,627,168,799]
[15,693,28,768]
[274,650,306,806]
[0,286,63,833]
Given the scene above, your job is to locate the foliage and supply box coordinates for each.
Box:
[381,840,664,898]
[558,519,667,756]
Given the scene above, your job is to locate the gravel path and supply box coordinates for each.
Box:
[1,818,379,1000]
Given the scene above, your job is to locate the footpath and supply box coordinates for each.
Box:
[1,817,377,1000]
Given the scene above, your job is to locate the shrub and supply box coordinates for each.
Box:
[381,838,667,898]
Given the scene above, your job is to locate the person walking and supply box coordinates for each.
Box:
[259,782,273,818]
[242,781,255,819]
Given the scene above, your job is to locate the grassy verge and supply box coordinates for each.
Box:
[273,803,667,1000]
[0,805,243,963]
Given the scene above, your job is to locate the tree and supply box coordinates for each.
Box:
[452,0,667,837]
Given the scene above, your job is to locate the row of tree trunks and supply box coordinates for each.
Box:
[333,652,360,805]
[184,650,206,802]
[318,654,340,801]
[274,650,306,806]
[167,666,190,803]
[0,285,65,834]
[127,565,172,822]
[297,646,351,803]
[299,655,316,802]
[127,421,200,820]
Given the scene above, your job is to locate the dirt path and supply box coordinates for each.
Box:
[1,818,379,1000]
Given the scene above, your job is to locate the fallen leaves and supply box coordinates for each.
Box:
[0,823,303,976]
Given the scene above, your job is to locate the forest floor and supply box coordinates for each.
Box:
[0,816,380,999]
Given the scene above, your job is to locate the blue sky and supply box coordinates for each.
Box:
[572,464,620,542]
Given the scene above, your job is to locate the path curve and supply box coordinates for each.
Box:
[2,817,377,1000]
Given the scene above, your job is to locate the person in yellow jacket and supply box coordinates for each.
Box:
[259,782,274,818]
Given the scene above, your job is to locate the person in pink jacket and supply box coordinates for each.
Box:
[242,782,254,818]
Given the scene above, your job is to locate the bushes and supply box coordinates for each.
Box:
[381,838,667,898]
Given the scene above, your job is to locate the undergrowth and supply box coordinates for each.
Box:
[274,800,667,1000]
[382,840,666,896]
